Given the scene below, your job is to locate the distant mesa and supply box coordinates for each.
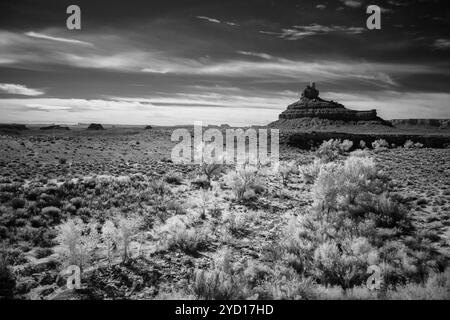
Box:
[87,123,104,130]
[270,82,390,128]
[40,125,70,131]
[391,119,449,128]
[0,124,28,131]
[0,124,28,134]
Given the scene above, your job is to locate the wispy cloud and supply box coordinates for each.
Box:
[260,24,364,40]
[316,4,327,10]
[196,16,221,23]
[433,38,450,50]
[0,83,45,96]
[236,51,273,60]
[340,0,363,8]
[25,31,94,46]
[196,16,239,27]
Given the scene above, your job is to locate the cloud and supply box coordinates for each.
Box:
[2,89,449,125]
[196,16,239,27]
[316,4,327,10]
[236,51,273,60]
[196,16,221,24]
[433,39,450,50]
[0,97,284,126]
[0,83,45,96]
[260,24,364,40]
[25,32,94,46]
[340,0,363,8]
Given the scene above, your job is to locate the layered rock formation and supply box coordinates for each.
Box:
[271,83,389,127]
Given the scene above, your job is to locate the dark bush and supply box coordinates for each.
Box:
[11,198,26,209]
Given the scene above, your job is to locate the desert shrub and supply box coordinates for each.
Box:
[386,268,450,299]
[277,161,298,186]
[30,215,46,228]
[368,193,410,229]
[359,140,366,149]
[191,250,318,300]
[404,140,414,149]
[101,220,118,264]
[350,149,370,158]
[34,247,53,259]
[166,200,187,215]
[371,139,389,150]
[192,248,243,299]
[149,179,171,202]
[316,139,353,162]
[197,189,213,219]
[299,159,322,183]
[201,163,224,185]
[116,216,141,262]
[55,218,99,270]
[157,215,209,254]
[404,140,424,149]
[222,211,248,237]
[278,153,437,290]
[193,268,243,300]
[312,155,379,210]
[41,206,62,223]
[70,197,84,209]
[0,250,16,298]
[165,172,183,185]
[11,198,26,209]
[224,165,262,202]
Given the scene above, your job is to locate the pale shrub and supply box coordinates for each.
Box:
[404,140,414,148]
[157,215,210,254]
[313,237,379,289]
[116,216,141,262]
[55,218,99,270]
[101,220,118,264]
[277,161,298,186]
[201,163,224,185]
[371,139,389,150]
[223,165,262,201]
[404,140,423,149]
[299,158,322,183]
[386,268,450,300]
[312,155,378,209]
[316,139,353,162]
[349,149,370,158]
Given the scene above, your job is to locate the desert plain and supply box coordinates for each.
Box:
[0,123,449,300]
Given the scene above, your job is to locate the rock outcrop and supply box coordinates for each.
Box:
[271,83,389,127]
[87,123,104,130]
[40,125,70,131]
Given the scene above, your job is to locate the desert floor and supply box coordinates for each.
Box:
[0,127,449,299]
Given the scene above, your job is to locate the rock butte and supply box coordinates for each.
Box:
[271,82,389,126]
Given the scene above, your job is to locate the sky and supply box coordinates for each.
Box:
[0,0,449,125]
